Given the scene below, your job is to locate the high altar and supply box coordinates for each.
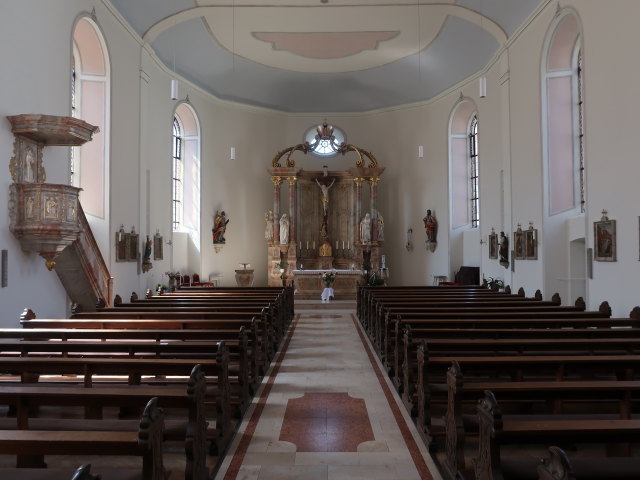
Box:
[265,122,385,299]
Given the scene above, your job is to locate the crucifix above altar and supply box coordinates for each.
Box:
[264,121,386,295]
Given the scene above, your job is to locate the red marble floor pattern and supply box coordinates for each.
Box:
[279,392,375,452]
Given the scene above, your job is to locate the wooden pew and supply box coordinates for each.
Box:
[474,391,640,480]
[442,361,640,479]
[377,299,614,359]
[396,313,640,396]
[0,365,209,479]
[0,397,165,480]
[385,302,629,385]
[414,349,640,454]
[21,313,275,367]
[0,350,233,448]
[0,326,262,388]
[0,337,250,418]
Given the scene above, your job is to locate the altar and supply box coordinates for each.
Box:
[264,120,386,291]
[292,269,363,300]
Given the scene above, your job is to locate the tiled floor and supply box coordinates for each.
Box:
[215,306,442,480]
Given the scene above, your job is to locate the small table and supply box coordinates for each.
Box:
[321,287,334,302]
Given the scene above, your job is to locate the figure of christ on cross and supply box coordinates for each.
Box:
[315,178,335,218]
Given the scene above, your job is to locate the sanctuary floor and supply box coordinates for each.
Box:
[215,303,442,480]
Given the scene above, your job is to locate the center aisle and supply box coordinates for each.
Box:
[215,306,442,480]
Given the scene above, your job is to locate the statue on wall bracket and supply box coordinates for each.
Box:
[423,209,438,252]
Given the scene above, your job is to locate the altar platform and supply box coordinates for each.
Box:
[292,269,363,300]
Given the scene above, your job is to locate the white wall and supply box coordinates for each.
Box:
[2,0,640,321]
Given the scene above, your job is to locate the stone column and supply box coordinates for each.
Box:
[354,177,364,243]
[287,176,297,244]
[271,176,283,242]
[369,177,380,242]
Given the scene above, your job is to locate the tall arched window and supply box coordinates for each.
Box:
[71,16,110,218]
[542,11,583,215]
[172,103,201,248]
[172,117,184,231]
[449,99,478,229]
[469,115,479,228]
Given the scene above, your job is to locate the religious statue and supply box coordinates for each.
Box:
[213,211,229,244]
[279,213,290,244]
[360,213,371,245]
[315,178,335,218]
[499,231,509,268]
[423,209,438,252]
[377,211,384,242]
[264,210,274,242]
[141,235,153,272]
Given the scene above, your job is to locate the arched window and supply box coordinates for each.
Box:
[469,115,479,228]
[172,117,184,231]
[172,103,201,248]
[449,99,478,229]
[542,11,583,215]
[71,16,110,218]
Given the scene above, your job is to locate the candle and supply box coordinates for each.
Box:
[342,240,345,249]
[313,241,315,249]
[336,241,338,249]
[306,241,309,250]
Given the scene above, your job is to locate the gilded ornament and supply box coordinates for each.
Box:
[271,176,283,186]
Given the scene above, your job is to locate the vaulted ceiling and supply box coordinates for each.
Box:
[109,0,544,113]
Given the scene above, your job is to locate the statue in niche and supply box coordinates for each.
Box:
[315,178,335,217]
[264,210,274,242]
[377,212,384,242]
[25,148,35,183]
[360,213,372,245]
[279,213,290,244]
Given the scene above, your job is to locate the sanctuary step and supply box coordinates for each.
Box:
[294,299,357,310]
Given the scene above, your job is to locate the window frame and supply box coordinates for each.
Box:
[172,116,184,232]
[468,114,479,229]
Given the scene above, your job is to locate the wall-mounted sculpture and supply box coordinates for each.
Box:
[213,210,229,253]
[423,209,438,252]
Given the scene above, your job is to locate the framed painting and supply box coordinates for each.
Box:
[594,218,616,261]
[513,229,525,260]
[115,232,128,262]
[127,232,139,261]
[488,231,498,259]
[525,228,538,260]
[153,232,163,261]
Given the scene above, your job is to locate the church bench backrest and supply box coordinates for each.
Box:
[0,365,209,479]
[0,397,165,480]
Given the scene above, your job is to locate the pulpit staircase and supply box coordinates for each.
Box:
[53,203,113,310]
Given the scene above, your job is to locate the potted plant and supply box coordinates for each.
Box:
[486,277,505,291]
[165,271,180,290]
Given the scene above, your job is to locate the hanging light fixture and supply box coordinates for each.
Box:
[171,79,179,100]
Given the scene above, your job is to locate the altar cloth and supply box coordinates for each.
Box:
[321,287,334,302]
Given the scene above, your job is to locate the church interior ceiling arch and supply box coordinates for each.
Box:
[109,0,543,112]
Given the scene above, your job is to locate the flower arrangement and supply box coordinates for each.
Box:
[320,270,336,287]
[165,271,181,281]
